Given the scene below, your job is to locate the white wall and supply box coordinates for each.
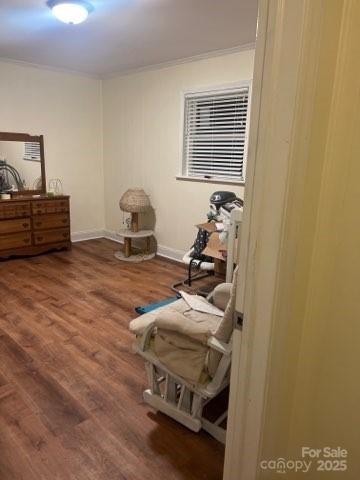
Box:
[103,50,254,254]
[0,51,254,252]
[0,61,104,235]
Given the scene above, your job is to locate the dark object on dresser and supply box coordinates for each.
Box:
[0,195,71,259]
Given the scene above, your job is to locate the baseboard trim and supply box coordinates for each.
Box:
[102,229,184,263]
[157,244,184,263]
[103,230,122,244]
[71,229,105,242]
[73,229,185,263]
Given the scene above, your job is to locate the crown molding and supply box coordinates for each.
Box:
[0,56,101,80]
[103,43,256,80]
[0,43,255,81]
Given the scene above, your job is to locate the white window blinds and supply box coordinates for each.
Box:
[24,142,41,162]
[183,86,250,182]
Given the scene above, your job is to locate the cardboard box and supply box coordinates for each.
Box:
[196,222,217,233]
[196,222,224,234]
[202,232,227,261]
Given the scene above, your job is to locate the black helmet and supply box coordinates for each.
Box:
[210,191,238,209]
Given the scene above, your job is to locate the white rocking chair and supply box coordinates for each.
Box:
[129,274,237,443]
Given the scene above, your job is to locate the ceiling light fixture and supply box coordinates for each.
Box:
[48,1,94,25]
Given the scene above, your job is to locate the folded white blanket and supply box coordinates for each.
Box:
[180,291,224,318]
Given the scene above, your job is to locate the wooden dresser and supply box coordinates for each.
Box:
[0,195,71,259]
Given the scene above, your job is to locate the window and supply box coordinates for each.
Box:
[24,142,41,162]
[181,84,251,183]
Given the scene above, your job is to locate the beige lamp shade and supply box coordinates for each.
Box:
[119,189,151,213]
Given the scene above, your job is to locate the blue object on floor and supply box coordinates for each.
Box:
[135,295,180,315]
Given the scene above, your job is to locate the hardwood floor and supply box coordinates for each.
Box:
[0,239,224,480]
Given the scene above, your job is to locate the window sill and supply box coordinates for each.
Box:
[176,175,245,187]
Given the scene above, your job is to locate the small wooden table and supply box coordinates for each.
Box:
[114,229,155,262]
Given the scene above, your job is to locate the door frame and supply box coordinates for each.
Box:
[223,0,326,478]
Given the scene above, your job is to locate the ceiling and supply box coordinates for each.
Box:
[0,0,258,77]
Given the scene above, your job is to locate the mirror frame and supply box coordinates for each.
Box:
[0,131,46,195]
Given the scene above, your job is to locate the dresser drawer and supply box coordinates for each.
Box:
[0,202,31,220]
[33,228,70,245]
[33,214,70,230]
[32,199,69,215]
[0,232,31,250]
[0,218,31,235]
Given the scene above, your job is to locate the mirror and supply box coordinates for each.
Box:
[0,132,46,195]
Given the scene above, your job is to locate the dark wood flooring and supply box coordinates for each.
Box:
[0,239,224,480]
